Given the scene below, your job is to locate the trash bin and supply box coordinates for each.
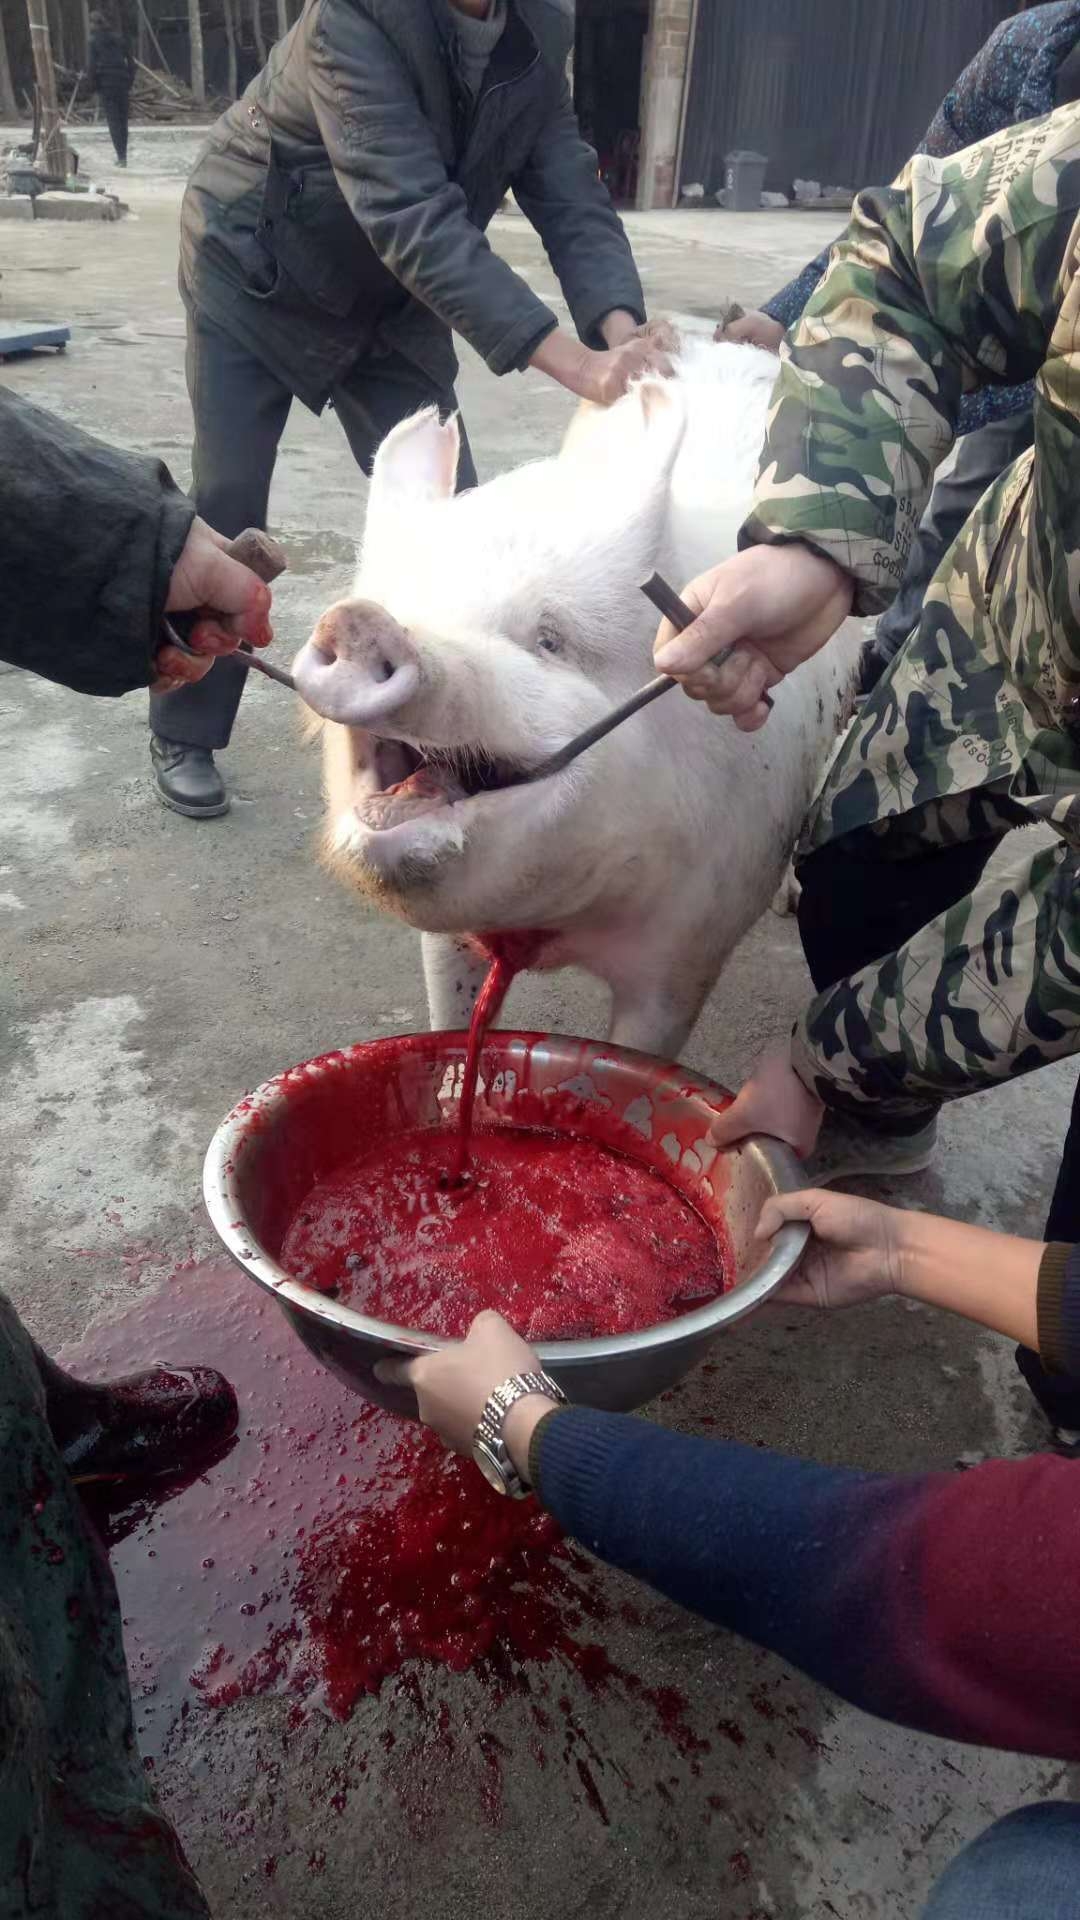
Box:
[723,150,768,212]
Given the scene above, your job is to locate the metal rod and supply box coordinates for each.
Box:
[641,570,772,709]
[160,616,297,693]
[233,643,296,691]
[516,667,677,783]
[512,570,770,787]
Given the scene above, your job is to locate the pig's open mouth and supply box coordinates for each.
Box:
[357,738,524,832]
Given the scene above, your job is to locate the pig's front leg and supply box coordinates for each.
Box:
[421,932,489,1032]
[605,954,716,1061]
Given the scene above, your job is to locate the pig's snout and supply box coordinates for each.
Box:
[294,599,421,726]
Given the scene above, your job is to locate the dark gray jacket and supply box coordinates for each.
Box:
[0,391,194,697]
[179,0,645,412]
[87,25,134,94]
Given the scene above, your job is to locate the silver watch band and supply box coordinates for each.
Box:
[474,1370,567,1493]
[475,1370,567,1444]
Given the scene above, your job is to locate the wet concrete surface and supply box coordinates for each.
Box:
[1,126,1075,1917]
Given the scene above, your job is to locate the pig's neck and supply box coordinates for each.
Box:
[469,930,548,969]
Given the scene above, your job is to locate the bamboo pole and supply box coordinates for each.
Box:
[187,0,204,102]
[222,0,237,99]
[0,7,19,120]
[26,0,72,176]
[134,0,169,73]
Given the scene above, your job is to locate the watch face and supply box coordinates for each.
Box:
[473,1436,511,1496]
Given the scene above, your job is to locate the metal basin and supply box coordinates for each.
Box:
[203,1031,809,1419]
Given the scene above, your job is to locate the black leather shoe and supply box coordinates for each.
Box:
[151,736,229,818]
[47,1364,240,1485]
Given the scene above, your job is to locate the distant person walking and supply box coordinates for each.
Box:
[87,9,134,168]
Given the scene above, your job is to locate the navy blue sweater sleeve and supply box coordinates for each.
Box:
[534,1407,1080,1761]
[762,245,833,327]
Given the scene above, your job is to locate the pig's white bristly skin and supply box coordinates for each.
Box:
[296,337,863,1058]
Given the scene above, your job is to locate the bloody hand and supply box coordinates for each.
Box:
[154,518,274,692]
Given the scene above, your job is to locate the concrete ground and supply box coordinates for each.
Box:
[1,127,1075,1918]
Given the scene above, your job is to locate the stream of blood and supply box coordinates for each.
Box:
[447,948,515,1184]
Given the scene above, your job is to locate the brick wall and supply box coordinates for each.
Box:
[636,0,693,208]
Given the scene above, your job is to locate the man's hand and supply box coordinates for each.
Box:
[600,308,646,349]
[757,1188,905,1309]
[709,1046,825,1159]
[376,1310,546,1461]
[714,309,785,352]
[153,517,274,692]
[652,543,854,730]
[601,311,681,356]
[584,333,675,404]
[529,325,673,407]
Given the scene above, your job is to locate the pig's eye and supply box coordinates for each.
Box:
[537,620,564,656]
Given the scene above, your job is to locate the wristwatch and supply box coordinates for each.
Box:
[472,1371,567,1498]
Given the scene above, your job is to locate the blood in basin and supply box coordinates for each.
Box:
[281,1124,728,1340]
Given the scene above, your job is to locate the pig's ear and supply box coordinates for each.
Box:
[370,408,461,504]
[633,376,686,465]
[560,376,687,575]
[561,376,686,486]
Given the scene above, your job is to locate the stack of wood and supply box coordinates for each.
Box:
[54,59,225,124]
[129,62,226,122]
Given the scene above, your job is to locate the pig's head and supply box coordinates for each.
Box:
[294,378,688,929]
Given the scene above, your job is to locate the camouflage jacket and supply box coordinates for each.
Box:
[744,105,1080,848]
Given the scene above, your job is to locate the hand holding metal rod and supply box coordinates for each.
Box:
[160,528,296,691]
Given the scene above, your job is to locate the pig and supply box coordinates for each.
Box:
[293,336,862,1058]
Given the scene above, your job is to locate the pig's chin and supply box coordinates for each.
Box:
[331,735,533,898]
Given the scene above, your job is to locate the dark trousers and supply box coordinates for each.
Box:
[872,409,1036,669]
[0,1294,210,1914]
[151,306,477,751]
[799,836,1080,1427]
[99,85,130,165]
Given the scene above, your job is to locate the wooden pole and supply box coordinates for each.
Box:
[187,0,204,102]
[51,0,68,69]
[0,6,19,120]
[250,0,266,65]
[26,0,72,176]
[222,0,237,99]
[134,0,168,72]
[670,0,700,208]
[274,0,288,40]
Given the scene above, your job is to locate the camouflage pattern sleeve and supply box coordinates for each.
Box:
[741,110,1080,617]
[1029,262,1080,717]
[791,834,1080,1125]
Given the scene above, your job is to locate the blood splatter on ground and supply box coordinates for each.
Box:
[62,1262,703,1780]
[57,1258,836,1881]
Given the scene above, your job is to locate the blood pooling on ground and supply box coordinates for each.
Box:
[61,1261,710,1774]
